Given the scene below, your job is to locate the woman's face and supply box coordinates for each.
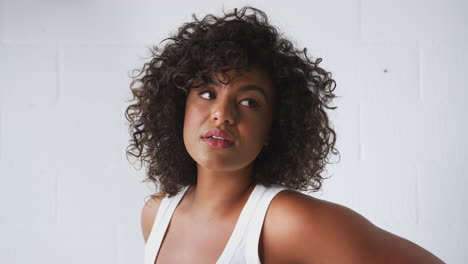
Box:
[183,67,275,173]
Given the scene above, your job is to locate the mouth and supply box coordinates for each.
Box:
[201,137,234,148]
[201,128,235,148]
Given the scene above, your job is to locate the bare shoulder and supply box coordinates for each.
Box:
[261,190,444,264]
[141,191,167,244]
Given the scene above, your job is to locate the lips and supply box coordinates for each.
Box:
[202,128,235,143]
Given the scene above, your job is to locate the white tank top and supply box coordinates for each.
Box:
[144,183,288,264]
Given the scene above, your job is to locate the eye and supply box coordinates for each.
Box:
[197,90,259,108]
[197,90,215,100]
[240,98,259,108]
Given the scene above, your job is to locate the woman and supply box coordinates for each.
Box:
[126,6,444,264]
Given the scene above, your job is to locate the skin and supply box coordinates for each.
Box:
[181,66,275,220]
[259,191,445,264]
[141,66,445,263]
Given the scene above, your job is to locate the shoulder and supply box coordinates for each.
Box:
[140,191,166,244]
[261,189,444,264]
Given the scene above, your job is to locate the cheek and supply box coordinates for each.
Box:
[183,101,204,142]
[242,113,272,146]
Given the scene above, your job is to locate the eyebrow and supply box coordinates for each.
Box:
[238,85,270,104]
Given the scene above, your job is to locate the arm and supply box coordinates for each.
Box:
[374,226,445,264]
[262,191,445,264]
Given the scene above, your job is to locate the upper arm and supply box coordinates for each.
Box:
[373,226,445,263]
[140,192,165,244]
[263,191,444,264]
[263,192,377,263]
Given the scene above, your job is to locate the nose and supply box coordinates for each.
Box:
[212,97,237,125]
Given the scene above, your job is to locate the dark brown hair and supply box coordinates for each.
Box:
[125,6,339,197]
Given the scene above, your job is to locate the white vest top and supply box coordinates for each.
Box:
[144,183,288,264]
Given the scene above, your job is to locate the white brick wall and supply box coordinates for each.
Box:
[1,0,466,263]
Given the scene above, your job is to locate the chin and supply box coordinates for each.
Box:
[195,156,253,172]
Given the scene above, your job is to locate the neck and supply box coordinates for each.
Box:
[186,163,256,220]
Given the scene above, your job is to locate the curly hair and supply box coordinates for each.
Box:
[125,6,339,198]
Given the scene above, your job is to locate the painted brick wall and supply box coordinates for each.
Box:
[0,0,466,263]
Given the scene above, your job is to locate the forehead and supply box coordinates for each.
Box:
[209,67,275,98]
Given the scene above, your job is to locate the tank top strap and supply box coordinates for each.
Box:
[144,185,190,264]
[244,184,289,263]
[216,183,268,263]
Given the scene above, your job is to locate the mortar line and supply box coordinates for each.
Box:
[418,40,424,102]
[357,0,362,40]
[415,163,421,225]
[358,102,365,161]
[55,172,61,225]
[116,224,121,264]
[56,41,64,105]
[0,104,4,161]
[0,0,7,44]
